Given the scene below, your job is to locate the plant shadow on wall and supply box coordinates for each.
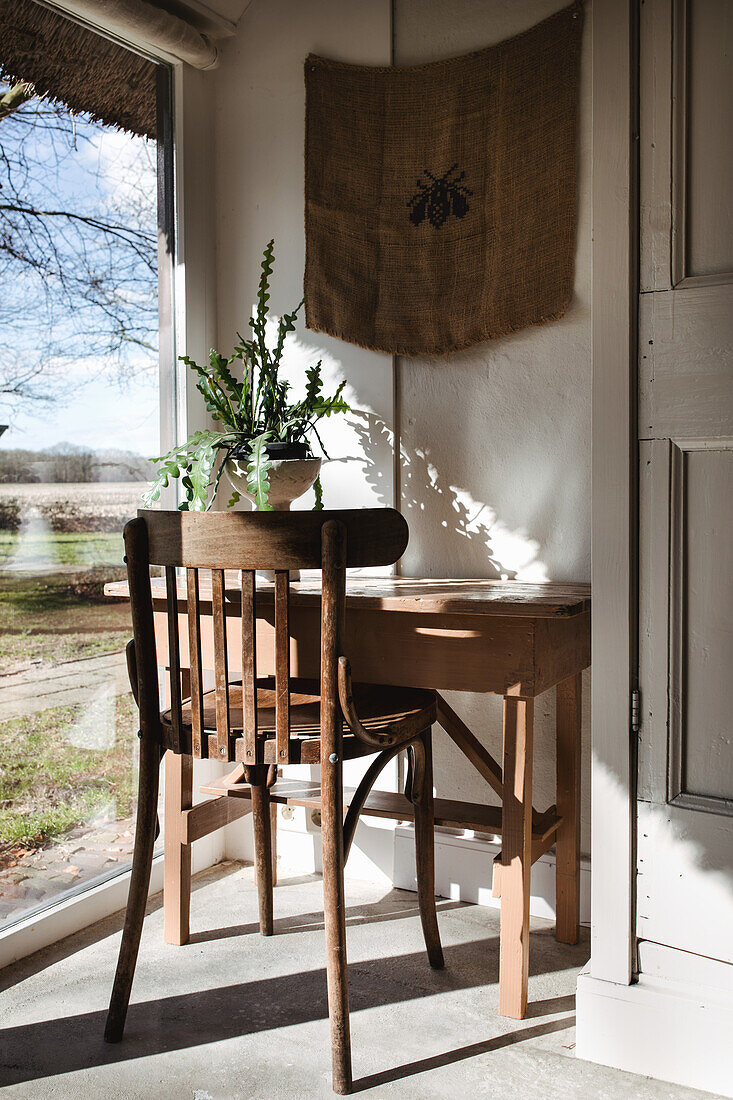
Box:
[345,411,548,581]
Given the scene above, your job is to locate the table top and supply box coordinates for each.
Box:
[106,574,591,619]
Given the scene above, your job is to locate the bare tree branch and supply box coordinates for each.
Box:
[0,82,34,122]
[0,83,157,425]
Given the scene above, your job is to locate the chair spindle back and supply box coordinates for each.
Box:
[125,509,409,763]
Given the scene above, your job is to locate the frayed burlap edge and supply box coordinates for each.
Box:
[304,292,574,358]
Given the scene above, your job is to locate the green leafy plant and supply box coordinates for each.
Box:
[143,240,349,511]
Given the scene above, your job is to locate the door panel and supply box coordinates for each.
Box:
[638,286,733,439]
[672,443,733,809]
[637,800,733,961]
[638,438,733,959]
[684,0,733,280]
[638,0,733,966]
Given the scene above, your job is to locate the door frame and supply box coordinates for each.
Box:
[579,7,733,1090]
[588,0,639,987]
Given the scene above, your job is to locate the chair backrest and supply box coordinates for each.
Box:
[124,508,408,763]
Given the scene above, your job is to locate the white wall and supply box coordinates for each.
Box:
[210,0,394,515]
[209,0,400,865]
[205,0,592,860]
[393,0,592,850]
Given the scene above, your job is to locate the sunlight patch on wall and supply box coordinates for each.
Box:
[404,448,549,581]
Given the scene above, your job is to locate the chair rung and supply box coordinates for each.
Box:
[199,776,562,841]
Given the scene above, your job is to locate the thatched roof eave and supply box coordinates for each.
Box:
[0,0,158,138]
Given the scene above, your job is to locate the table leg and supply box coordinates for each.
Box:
[499,693,534,1019]
[163,751,193,945]
[555,673,582,944]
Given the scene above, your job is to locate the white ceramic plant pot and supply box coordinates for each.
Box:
[225,455,322,511]
[225,455,322,582]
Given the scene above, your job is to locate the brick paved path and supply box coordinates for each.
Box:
[0,651,128,721]
[0,815,136,927]
[0,650,138,929]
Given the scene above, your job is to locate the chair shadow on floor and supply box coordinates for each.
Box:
[1,934,582,1088]
[352,1013,575,1093]
[1,864,589,1090]
[0,864,466,995]
[188,893,466,943]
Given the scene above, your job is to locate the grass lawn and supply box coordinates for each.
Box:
[0,523,142,863]
[0,530,125,569]
[0,575,132,674]
[0,696,137,854]
[0,532,132,675]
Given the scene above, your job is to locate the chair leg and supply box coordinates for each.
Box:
[105,735,161,1043]
[406,730,444,970]
[321,753,352,1095]
[250,771,274,936]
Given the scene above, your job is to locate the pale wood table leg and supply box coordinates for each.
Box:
[499,692,534,1019]
[164,750,193,945]
[555,672,582,944]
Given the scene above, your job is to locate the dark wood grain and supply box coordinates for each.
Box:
[164,567,183,753]
[319,521,352,1095]
[181,793,251,843]
[107,509,461,1090]
[186,568,205,758]
[241,570,258,765]
[125,639,138,706]
[338,656,435,748]
[239,576,591,618]
[140,507,408,570]
[211,569,230,759]
[105,735,161,1042]
[120,519,161,741]
[274,571,291,765]
[247,765,274,937]
[342,743,405,861]
[200,775,562,848]
[407,730,444,969]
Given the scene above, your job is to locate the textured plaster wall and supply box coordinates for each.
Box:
[210,2,400,867]
[209,0,394,515]
[208,0,592,855]
[393,0,592,851]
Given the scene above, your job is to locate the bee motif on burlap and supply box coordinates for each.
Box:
[407,164,472,229]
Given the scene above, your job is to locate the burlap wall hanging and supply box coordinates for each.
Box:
[304,2,584,356]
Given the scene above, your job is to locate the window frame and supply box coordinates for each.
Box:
[0,25,223,966]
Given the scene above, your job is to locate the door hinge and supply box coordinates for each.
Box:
[631,688,641,734]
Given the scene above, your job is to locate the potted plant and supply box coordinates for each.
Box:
[143,240,349,512]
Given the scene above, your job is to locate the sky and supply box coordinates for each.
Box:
[0,94,159,456]
[4,372,160,455]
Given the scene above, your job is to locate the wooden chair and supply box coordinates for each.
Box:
[104,508,444,1094]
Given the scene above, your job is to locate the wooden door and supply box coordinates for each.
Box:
[638,0,733,964]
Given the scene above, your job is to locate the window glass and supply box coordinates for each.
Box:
[0,83,159,929]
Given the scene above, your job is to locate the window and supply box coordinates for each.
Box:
[0,30,172,931]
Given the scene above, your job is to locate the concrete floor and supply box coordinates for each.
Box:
[0,861,719,1099]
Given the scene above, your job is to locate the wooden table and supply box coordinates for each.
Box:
[107,575,590,1019]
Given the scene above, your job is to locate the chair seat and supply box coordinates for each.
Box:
[163,678,437,763]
